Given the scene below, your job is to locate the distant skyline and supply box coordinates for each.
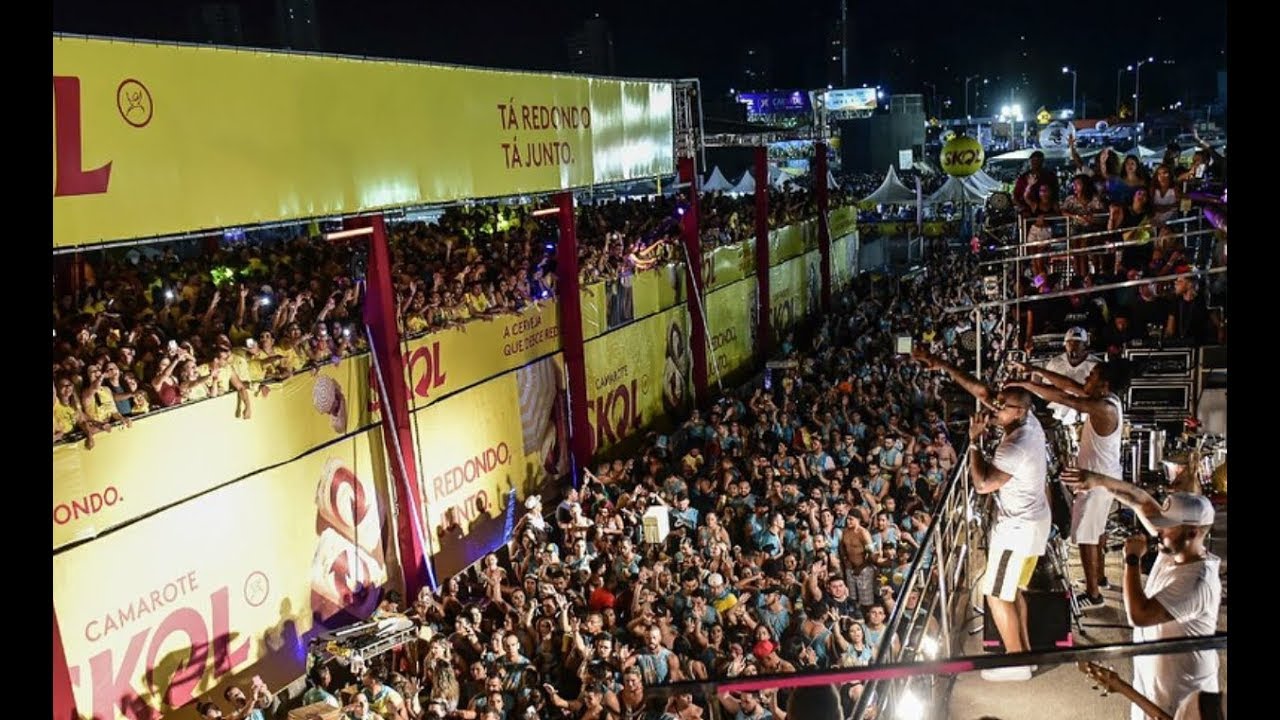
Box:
[54,0,1228,116]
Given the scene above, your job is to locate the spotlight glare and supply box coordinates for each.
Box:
[922,636,939,659]
[896,690,927,720]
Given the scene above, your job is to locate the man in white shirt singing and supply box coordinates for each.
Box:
[1064,469,1222,720]
[913,347,1051,682]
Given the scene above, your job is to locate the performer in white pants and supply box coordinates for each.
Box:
[1009,358,1132,608]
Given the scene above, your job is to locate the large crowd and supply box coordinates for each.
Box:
[1007,133,1227,354]
[51,186,852,449]
[202,250,990,720]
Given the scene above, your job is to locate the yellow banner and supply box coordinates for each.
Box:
[413,356,566,577]
[632,263,685,318]
[53,354,374,551]
[769,220,818,264]
[706,279,758,378]
[53,37,673,248]
[583,306,689,455]
[829,206,859,240]
[702,238,760,291]
[769,254,812,341]
[580,265,684,341]
[398,302,560,410]
[831,233,860,291]
[55,428,396,720]
[857,221,954,238]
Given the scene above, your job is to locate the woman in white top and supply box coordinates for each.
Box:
[1150,164,1182,226]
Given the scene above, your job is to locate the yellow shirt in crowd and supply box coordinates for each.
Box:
[54,402,78,434]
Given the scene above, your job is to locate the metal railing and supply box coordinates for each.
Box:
[850,442,977,718]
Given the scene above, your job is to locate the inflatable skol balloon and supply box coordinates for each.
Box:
[941,135,984,177]
[1038,121,1077,149]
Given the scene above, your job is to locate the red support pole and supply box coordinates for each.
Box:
[679,157,709,408]
[754,146,772,361]
[815,141,833,313]
[352,214,435,597]
[554,192,592,482]
[53,607,77,720]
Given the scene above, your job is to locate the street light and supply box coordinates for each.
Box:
[964,75,980,118]
[1135,58,1176,124]
[1062,66,1077,117]
[1116,65,1133,116]
[1134,56,1155,122]
[923,81,937,118]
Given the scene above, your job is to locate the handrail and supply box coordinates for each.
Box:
[642,634,1228,700]
[978,227,1220,267]
[943,266,1228,314]
[1004,214,1197,251]
[849,439,974,718]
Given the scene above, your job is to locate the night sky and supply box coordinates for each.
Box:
[53,0,1227,117]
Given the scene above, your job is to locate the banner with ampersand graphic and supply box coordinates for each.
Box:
[54,427,397,720]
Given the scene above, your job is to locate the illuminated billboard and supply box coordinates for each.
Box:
[825,88,878,113]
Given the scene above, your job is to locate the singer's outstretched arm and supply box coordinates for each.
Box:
[1060,468,1163,522]
[912,348,994,405]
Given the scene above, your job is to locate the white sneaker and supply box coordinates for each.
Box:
[980,665,1034,682]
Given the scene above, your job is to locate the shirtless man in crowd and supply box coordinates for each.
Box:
[840,511,877,614]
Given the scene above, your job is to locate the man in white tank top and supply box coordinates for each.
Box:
[1009,358,1132,608]
[1037,327,1098,425]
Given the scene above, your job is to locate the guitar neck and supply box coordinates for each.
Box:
[1108,682,1173,720]
[1078,663,1173,720]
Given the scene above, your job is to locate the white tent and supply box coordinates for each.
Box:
[731,169,756,195]
[860,166,917,205]
[769,165,798,190]
[988,147,1076,164]
[926,175,992,205]
[703,166,734,192]
[827,170,840,191]
[969,169,1005,192]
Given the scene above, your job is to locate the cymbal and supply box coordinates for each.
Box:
[1212,461,1227,493]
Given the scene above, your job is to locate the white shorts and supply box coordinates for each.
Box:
[983,518,1052,603]
[1070,487,1114,544]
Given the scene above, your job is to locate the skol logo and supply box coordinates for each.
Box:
[370,342,447,410]
[69,586,250,720]
[53,76,112,197]
[943,149,981,167]
[406,341,447,400]
[590,380,643,452]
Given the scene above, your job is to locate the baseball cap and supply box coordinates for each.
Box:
[753,640,776,658]
[707,572,725,588]
[1142,492,1215,530]
[1064,327,1089,344]
[525,496,542,510]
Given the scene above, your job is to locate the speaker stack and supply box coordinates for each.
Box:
[1122,348,1195,424]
